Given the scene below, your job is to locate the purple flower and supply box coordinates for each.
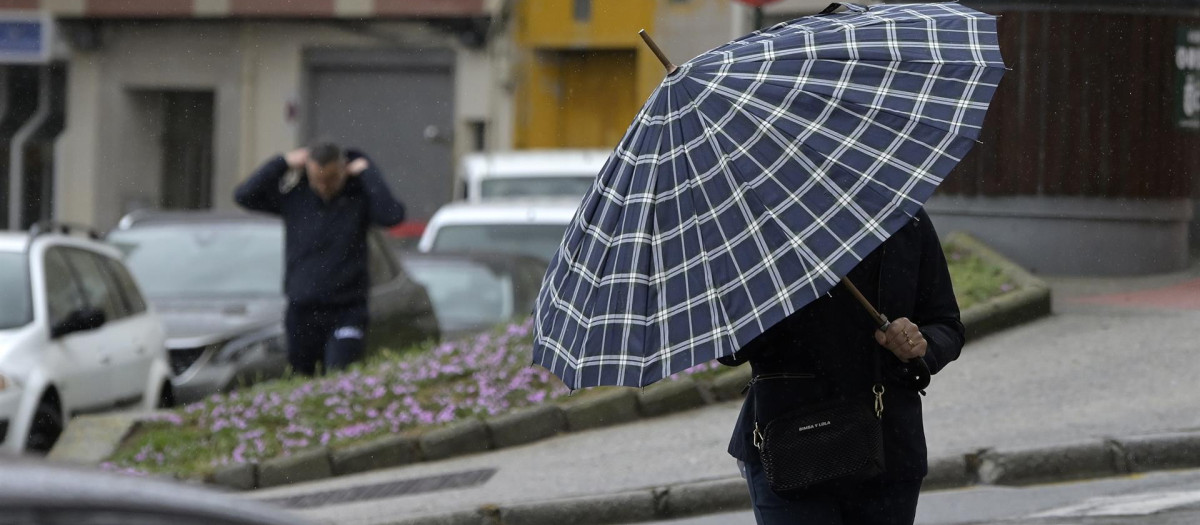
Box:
[527,391,547,404]
[148,412,184,426]
[232,443,247,464]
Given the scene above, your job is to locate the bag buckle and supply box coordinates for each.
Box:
[753,421,764,451]
[873,383,885,419]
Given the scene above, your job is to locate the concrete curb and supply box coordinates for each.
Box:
[976,439,1124,486]
[331,434,422,477]
[420,419,492,462]
[562,389,640,432]
[384,430,1200,525]
[637,377,707,418]
[257,447,333,489]
[61,235,1055,492]
[486,405,566,450]
[946,232,1053,341]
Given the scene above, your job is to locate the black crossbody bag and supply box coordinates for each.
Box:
[749,352,887,498]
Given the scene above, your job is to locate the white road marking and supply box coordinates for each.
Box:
[1029,490,1200,518]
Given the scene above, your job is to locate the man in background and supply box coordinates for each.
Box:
[234,142,406,375]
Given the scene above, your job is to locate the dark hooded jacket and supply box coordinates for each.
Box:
[719,208,964,481]
[233,150,406,307]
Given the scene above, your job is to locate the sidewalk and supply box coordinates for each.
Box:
[247,261,1200,525]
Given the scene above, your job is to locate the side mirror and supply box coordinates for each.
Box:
[51,308,107,339]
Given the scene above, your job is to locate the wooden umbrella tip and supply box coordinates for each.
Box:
[638,29,678,74]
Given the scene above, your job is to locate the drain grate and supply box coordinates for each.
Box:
[264,468,497,509]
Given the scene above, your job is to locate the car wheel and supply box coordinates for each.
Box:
[25,394,64,454]
[157,381,175,409]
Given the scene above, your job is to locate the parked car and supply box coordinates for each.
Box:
[0,223,172,455]
[108,211,439,404]
[0,458,311,525]
[397,251,548,339]
[417,199,579,262]
[457,149,608,203]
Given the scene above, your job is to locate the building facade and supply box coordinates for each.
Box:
[1,0,499,229]
[0,0,750,231]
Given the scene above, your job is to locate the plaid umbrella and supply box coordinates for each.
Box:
[533,2,1006,390]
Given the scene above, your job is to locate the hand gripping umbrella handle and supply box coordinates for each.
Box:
[820,2,868,14]
[840,277,890,331]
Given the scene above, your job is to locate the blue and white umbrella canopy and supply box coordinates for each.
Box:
[533,2,1006,390]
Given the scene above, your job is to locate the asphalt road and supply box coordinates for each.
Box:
[637,468,1200,525]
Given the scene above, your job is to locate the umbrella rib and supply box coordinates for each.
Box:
[667,76,747,362]
[536,89,668,388]
[575,92,672,388]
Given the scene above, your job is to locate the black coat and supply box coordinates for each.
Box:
[234,150,406,307]
[719,208,964,481]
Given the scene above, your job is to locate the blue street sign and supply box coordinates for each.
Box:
[0,15,49,64]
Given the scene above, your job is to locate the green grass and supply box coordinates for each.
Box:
[945,243,1016,310]
[106,242,1015,480]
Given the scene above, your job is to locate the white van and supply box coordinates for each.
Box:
[457,149,609,203]
[417,200,580,262]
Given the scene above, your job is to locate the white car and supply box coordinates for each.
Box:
[417,200,580,262]
[0,224,172,454]
[457,149,609,203]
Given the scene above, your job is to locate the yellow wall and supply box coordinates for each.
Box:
[514,0,666,149]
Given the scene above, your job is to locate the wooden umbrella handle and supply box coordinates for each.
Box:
[841,277,890,330]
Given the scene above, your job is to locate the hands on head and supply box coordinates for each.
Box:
[285,148,310,169]
[286,147,368,175]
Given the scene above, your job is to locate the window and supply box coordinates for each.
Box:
[102,256,148,315]
[63,248,126,322]
[107,224,283,298]
[573,0,590,22]
[431,224,568,262]
[43,249,85,328]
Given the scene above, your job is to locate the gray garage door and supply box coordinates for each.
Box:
[306,49,455,222]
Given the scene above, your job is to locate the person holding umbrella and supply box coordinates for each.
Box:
[531,4,1004,524]
[718,207,964,523]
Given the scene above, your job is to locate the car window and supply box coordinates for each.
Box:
[108,224,283,298]
[405,259,513,330]
[430,224,566,261]
[43,248,86,328]
[0,251,33,329]
[102,256,148,315]
[368,235,397,286]
[63,248,127,322]
[479,176,594,200]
